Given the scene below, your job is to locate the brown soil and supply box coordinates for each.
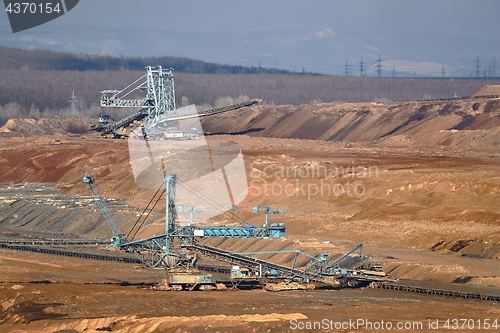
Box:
[0,97,500,332]
[0,248,498,333]
[473,85,500,97]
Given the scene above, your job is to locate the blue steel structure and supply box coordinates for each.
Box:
[96,66,261,137]
[82,173,126,246]
[100,66,175,121]
[83,172,390,287]
[83,173,288,270]
[191,225,285,238]
[252,205,289,238]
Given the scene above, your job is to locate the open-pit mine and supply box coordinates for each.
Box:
[0,82,500,333]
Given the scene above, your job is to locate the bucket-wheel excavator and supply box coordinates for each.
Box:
[90,66,260,138]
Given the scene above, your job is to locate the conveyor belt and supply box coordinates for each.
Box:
[162,98,261,121]
[187,241,362,286]
[3,238,499,301]
[370,282,500,302]
[0,243,143,264]
[0,238,109,247]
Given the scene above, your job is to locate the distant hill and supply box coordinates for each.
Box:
[1,46,500,117]
[0,46,298,74]
[201,98,500,148]
[472,85,500,97]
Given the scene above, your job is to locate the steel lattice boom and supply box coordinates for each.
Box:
[82,172,392,289]
[93,66,261,138]
[82,173,126,246]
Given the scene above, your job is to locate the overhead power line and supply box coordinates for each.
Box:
[376,55,383,78]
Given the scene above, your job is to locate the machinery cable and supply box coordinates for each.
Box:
[176,178,251,227]
[127,181,166,241]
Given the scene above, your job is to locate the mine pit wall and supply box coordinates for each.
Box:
[201,98,500,147]
[0,98,499,289]
[1,98,499,145]
[0,182,498,287]
[0,183,160,240]
[384,260,500,287]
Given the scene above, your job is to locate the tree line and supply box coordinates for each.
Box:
[0,46,298,74]
[1,46,500,125]
[1,68,499,110]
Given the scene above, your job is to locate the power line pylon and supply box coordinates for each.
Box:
[475,56,481,78]
[491,56,497,78]
[69,91,78,114]
[376,55,383,77]
[359,57,365,76]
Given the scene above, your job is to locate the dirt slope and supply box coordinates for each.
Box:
[472,85,500,97]
[0,97,500,287]
[2,92,500,333]
[2,97,500,155]
[202,97,500,151]
[0,118,93,135]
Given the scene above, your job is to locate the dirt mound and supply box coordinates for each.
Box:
[19,313,308,333]
[1,97,500,289]
[3,97,500,150]
[0,118,94,136]
[202,98,500,151]
[0,133,499,288]
[473,85,500,97]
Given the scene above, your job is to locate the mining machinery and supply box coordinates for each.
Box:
[82,173,126,246]
[91,66,260,138]
[84,65,391,290]
[83,172,392,291]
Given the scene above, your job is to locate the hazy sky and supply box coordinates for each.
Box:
[42,0,498,36]
[1,1,499,75]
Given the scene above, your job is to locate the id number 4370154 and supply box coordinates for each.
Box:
[443,318,498,330]
[5,2,62,14]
